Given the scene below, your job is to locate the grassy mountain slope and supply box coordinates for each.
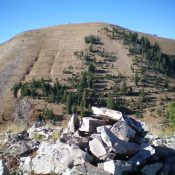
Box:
[0,22,175,134]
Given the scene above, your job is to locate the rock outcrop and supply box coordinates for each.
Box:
[1,107,175,175]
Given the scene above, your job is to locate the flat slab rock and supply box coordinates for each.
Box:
[79,117,107,133]
[20,141,92,174]
[92,106,123,121]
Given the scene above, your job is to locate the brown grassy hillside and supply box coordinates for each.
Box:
[0,22,175,134]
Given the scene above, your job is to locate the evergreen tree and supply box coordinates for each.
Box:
[107,94,115,109]
[66,93,72,114]
[80,100,84,117]
[82,89,88,108]
[139,89,146,103]
[134,71,139,86]
[120,80,127,95]
[62,90,68,103]
[88,63,95,73]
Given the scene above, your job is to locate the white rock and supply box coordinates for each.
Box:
[0,160,10,175]
[92,107,123,121]
[79,117,106,133]
[20,141,92,174]
[89,138,107,159]
[98,160,134,175]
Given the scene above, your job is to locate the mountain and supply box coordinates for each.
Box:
[0,22,175,134]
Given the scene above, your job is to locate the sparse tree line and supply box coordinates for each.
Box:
[106,27,175,75]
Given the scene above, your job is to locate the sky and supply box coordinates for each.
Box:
[0,0,175,43]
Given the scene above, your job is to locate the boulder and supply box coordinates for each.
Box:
[92,107,123,121]
[110,120,136,141]
[67,113,80,133]
[101,127,139,156]
[140,163,163,175]
[0,160,10,175]
[79,117,106,133]
[20,141,92,174]
[9,140,38,155]
[89,138,107,160]
[98,160,136,175]
[124,116,149,136]
[62,163,111,175]
[129,145,155,166]
[101,127,118,147]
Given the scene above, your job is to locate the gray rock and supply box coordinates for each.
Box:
[79,117,106,133]
[124,116,149,136]
[20,141,92,174]
[152,137,175,150]
[68,113,80,133]
[141,163,163,175]
[9,141,31,155]
[92,106,123,121]
[101,127,139,156]
[110,120,136,141]
[62,163,111,175]
[101,127,118,147]
[129,146,155,166]
[89,137,107,160]
[98,160,136,175]
[0,160,10,175]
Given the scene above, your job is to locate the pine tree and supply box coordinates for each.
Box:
[106,94,115,109]
[120,80,127,95]
[139,89,146,103]
[134,71,139,86]
[82,89,88,108]
[66,93,72,114]
[80,100,84,117]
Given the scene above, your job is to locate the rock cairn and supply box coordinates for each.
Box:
[1,107,175,175]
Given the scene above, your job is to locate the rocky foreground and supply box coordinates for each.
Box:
[0,107,175,175]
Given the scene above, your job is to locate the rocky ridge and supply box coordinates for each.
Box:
[0,107,175,175]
